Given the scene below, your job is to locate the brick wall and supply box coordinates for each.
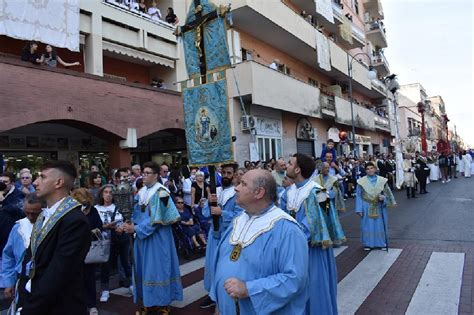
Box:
[0,57,183,140]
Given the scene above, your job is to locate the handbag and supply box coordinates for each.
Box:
[85,230,111,264]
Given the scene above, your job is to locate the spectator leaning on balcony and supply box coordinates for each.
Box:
[20,41,41,65]
[40,45,80,68]
[148,1,162,21]
[137,0,147,13]
[165,7,179,25]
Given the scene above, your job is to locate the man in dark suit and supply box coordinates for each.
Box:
[17,160,91,315]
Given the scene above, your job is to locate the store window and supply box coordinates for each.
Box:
[257,136,282,161]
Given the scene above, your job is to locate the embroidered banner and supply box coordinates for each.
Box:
[0,0,80,51]
[315,0,334,24]
[203,17,231,72]
[183,78,233,166]
[182,0,231,77]
[316,31,331,71]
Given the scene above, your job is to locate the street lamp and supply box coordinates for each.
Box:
[347,52,377,158]
[416,101,428,152]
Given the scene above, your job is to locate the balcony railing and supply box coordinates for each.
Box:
[372,51,389,68]
[374,115,390,130]
[332,1,344,20]
[352,25,366,43]
[320,93,336,117]
[367,20,385,34]
[103,0,175,30]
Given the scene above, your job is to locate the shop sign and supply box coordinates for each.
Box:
[254,116,282,137]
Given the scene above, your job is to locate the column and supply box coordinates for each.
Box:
[85,13,103,76]
[108,140,131,169]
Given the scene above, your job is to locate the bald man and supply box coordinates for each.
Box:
[211,170,309,314]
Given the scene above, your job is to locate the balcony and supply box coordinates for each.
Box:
[374,115,390,132]
[371,79,387,97]
[363,0,384,20]
[372,51,390,76]
[320,93,336,118]
[351,25,366,48]
[332,1,345,23]
[225,0,317,68]
[80,1,178,62]
[227,60,322,117]
[366,21,387,48]
[334,96,375,130]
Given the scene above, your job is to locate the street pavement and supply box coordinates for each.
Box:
[1,176,473,314]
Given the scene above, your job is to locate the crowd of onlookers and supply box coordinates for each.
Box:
[20,41,81,68]
[106,0,179,25]
[1,143,472,314]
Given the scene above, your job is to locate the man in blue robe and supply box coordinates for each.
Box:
[355,162,396,251]
[200,162,243,309]
[1,193,42,298]
[122,161,183,315]
[314,162,346,246]
[210,169,308,314]
[281,153,338,315]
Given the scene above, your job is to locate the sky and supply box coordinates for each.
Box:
[381,0,474,148]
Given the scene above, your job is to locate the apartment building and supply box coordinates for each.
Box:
[206,0,396,163]
[398,84,452,153]
[0,0,191,172]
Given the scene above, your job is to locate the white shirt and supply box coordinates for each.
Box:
[42,197,66,228]
[148,7,162,21]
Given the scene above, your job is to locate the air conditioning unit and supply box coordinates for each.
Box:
[240,115,255,132]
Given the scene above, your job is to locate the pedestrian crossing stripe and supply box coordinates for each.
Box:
[406,252,464,315]
[109,246,468,314]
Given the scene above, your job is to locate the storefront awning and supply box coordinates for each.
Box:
[102,41,175,68]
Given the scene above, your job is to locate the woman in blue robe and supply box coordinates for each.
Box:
[355,162,396,250]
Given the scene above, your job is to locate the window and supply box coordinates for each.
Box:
[308,78,318,87]
[241,48,253,61]
[257,136,282,161]
[354,0,359,15]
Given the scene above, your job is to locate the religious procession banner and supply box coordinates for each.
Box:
[180,0,234,166]
[182,0,231,77]
[183,77,233,166]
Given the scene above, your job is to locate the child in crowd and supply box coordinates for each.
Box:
[320,139,338,163]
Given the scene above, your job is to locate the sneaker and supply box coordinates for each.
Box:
[447,179,451,182]
[199,296,216,309]
[442,180,445,184]
[100,290,110,303]
[89,307,99,315]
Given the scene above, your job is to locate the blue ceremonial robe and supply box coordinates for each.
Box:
[210,205,309,315]
[132,190,183,307]
[355,175,396,248]
[0,221,29,288]
[203,187,243,293]
[281,179,338,315]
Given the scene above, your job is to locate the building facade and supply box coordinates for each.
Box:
[213,0,395,163]
[0,0,191,173]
